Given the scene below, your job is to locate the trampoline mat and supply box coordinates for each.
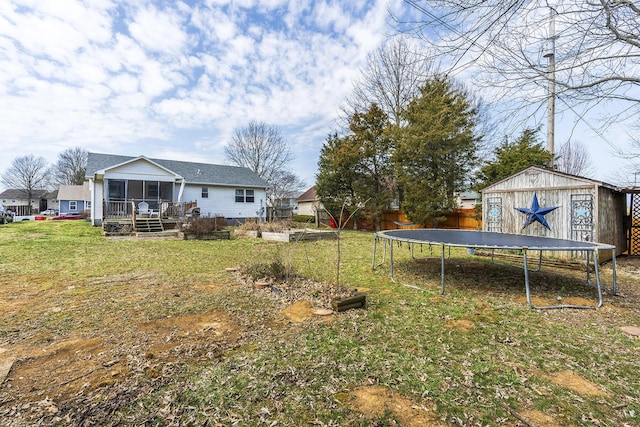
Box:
[377,229,614,251]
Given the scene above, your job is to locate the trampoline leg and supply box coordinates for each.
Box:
[389,238,395,282]
[536,250,542,272]
[523,249,533,308]
[593,249,603,308]
[372,236,388,270]
[440,244,446,295]
[586,251,591,286]
[372,236,378,270]
[612,249,617,296]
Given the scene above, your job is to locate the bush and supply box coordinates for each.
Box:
[243,253,295,281]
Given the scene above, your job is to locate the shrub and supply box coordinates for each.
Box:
[243,253,295,281]
[187,216,226,234]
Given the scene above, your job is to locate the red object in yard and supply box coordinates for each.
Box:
[329,217,337,228]
[34,216,47,221]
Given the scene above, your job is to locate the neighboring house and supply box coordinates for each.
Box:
[86,153,269,227]
[296,187,323,216]
[457,190,481,209]
[0,188,52,215]
[480,166,627,260]
[45,190,60,213]
[58,183,90,213]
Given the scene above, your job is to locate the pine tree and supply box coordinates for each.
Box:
[391,77,481,226]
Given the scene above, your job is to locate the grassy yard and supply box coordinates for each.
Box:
[1,221,639,426]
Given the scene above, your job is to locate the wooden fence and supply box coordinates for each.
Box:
[380,209,481,231]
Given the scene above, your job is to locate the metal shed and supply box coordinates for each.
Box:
[480,166,627,261]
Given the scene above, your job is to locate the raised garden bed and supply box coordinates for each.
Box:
[261,228,336,242]
[183,230,231,240]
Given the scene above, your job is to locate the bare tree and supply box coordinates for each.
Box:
[395,1,640,126]
[268,170,306,209]
[50,147,88,186]
[226,120,303,209]
[555,140,595,177]
[1,155,49,201]
[225,120,293,184]
[342,35,437,126]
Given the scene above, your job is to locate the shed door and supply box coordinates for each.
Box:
[630,193,640,255]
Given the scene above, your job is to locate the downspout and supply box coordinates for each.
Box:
[177,178,185,203]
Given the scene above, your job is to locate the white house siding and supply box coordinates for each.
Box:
[89,179,104,225]
[182,185,266,220]
[106,160,177,182]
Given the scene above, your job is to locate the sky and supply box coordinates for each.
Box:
[0,0,405,191]
[1,0,637,194]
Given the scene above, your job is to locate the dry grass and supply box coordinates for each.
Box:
[1,221,639,426]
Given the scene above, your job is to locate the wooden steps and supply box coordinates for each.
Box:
[134,217,164,233]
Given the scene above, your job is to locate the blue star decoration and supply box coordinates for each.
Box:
[515,193,559,230]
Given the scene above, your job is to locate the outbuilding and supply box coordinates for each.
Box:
[480,166,627,260]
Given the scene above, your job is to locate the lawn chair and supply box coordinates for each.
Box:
[137,201,158,218]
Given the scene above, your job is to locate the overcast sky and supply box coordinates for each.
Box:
[1,0,636,193]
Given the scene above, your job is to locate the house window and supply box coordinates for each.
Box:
[202,187,209,198]
[86,201,92,209]
[69,201,78,211]
[235,189,255,203]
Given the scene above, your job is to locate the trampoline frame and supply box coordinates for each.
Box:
[372,229,617,309]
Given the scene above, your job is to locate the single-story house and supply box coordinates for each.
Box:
[86,153,269,227]
[0,188,55,215]
[58,182,90,214]
[480,166,627,260]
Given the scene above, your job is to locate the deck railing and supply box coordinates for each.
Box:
[103,200,197,220]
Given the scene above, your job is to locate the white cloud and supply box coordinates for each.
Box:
[127,4,188,55]
[0,0,415,187]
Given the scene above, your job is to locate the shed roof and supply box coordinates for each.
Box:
[480,166,620,193]
[86,153,269,188]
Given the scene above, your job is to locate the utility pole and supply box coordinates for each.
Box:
[543,8,557,167]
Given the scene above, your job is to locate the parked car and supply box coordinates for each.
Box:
[40,209,59,216]
[50,212,83,220]
[0,205,13,224]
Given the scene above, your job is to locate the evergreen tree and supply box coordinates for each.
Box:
[315,133,360,219]
[475,128,555,190]
[316,104,395,229]
[391,77,481,226]
[347,104,394,230]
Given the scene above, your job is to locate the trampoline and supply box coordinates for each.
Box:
[372,229,618,309]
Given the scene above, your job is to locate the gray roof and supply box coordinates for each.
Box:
[0,189,51,199]
[86,153,269,188]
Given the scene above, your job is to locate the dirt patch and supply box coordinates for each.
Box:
[518,409,561,427]
[546,370,610,397]
[282,300,315,323]
[1,311,239,415]
[444,319,475,332]
[341,385,441,427]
